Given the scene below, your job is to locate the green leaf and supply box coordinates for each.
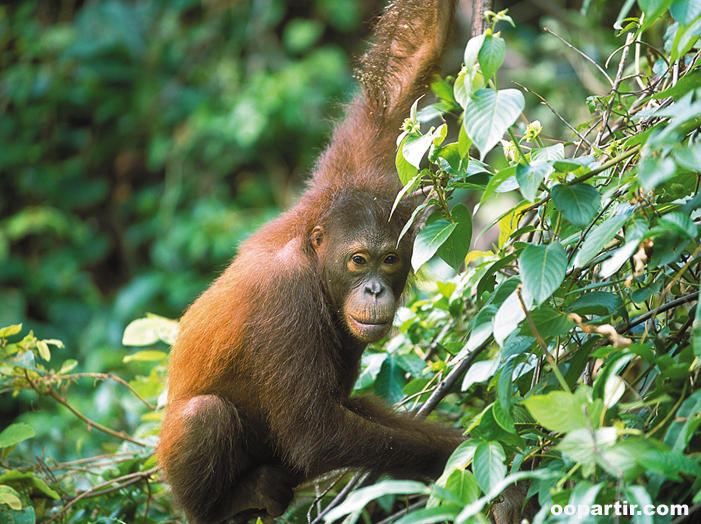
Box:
[599,218,649,278]
[461,358,499,391]
[403,131,436,169]
[396,135,419,184]
[412,217,457,271]
[638,155,677,192]
[567,291,623,317]
[478,33,505,82]
[122,350,167,363]
[479,165,516,206]
[473,441,506,494]
[519,242,567,306]
[573,214,628,268]
[670,0,701,25]
[437,204,472,271]
[122,316,177,346]
[58,359,78,374]
[531,144,565,164]
[658,211,699,239]
[323,480,429,522]
[557,427,617,474]
[520,307,574,339]
[463,305,498,353]
[494,289,529,347]
[638,0,673,29]
[623,486,654,524]
[0,325,22,338]
[523,387,602,433]
[514,162,550,202]
[551,184,601,228]
[0,486,22,510]
[462,88,525,159]
[663,389,701,452]
[638,449,701,480]
[445,469,480,504]
[395,506,462,524]
[463,33,485,71]
[0,423,35,449]
[374,355,407,404]
[674,141,701,171]
[36,340,51,361]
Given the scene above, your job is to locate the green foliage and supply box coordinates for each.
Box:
[366,3,701,523]
[3,0,701,522]
[0,321,168,521]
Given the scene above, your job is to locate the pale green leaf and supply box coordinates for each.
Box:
[123,350,167,363]
[0,487,22,510]
[473,441,506,494]
[463,88,524,159]
[324,480,429,522]
[573,214,628,268]
[670,0,701,25]
[0,325,22,338]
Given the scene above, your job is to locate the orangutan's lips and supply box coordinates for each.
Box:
[349,316,391,339]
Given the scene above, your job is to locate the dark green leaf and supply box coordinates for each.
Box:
[412,217,457,271]
[374,356,407,404]
[566,291,623,317]
[519,242,567,306]
[437,203,473,271]
[551,184,601,228]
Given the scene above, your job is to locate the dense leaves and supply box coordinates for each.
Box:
[3,0,701,523]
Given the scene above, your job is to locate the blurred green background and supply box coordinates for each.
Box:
[0,0,625,459]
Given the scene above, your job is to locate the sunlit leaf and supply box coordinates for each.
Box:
[0,423,35,449]
[473,441,506,494]
[478,33,505,82]
[573,214,628,268]
[463,89,524,159]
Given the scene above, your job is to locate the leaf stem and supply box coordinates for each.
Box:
[516,285,571,392]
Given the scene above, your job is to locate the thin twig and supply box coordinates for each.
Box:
[4,372,157,410]
[544,27,613,87]
[516,285,570,392]
[32,377,147,447]
[47,467,159,524]
[513,82,592,148]
[310,471,369,524]
[594,32,635,149]
[620,292,699,334]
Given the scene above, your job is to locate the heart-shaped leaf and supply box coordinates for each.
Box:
[463,88,525,159]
